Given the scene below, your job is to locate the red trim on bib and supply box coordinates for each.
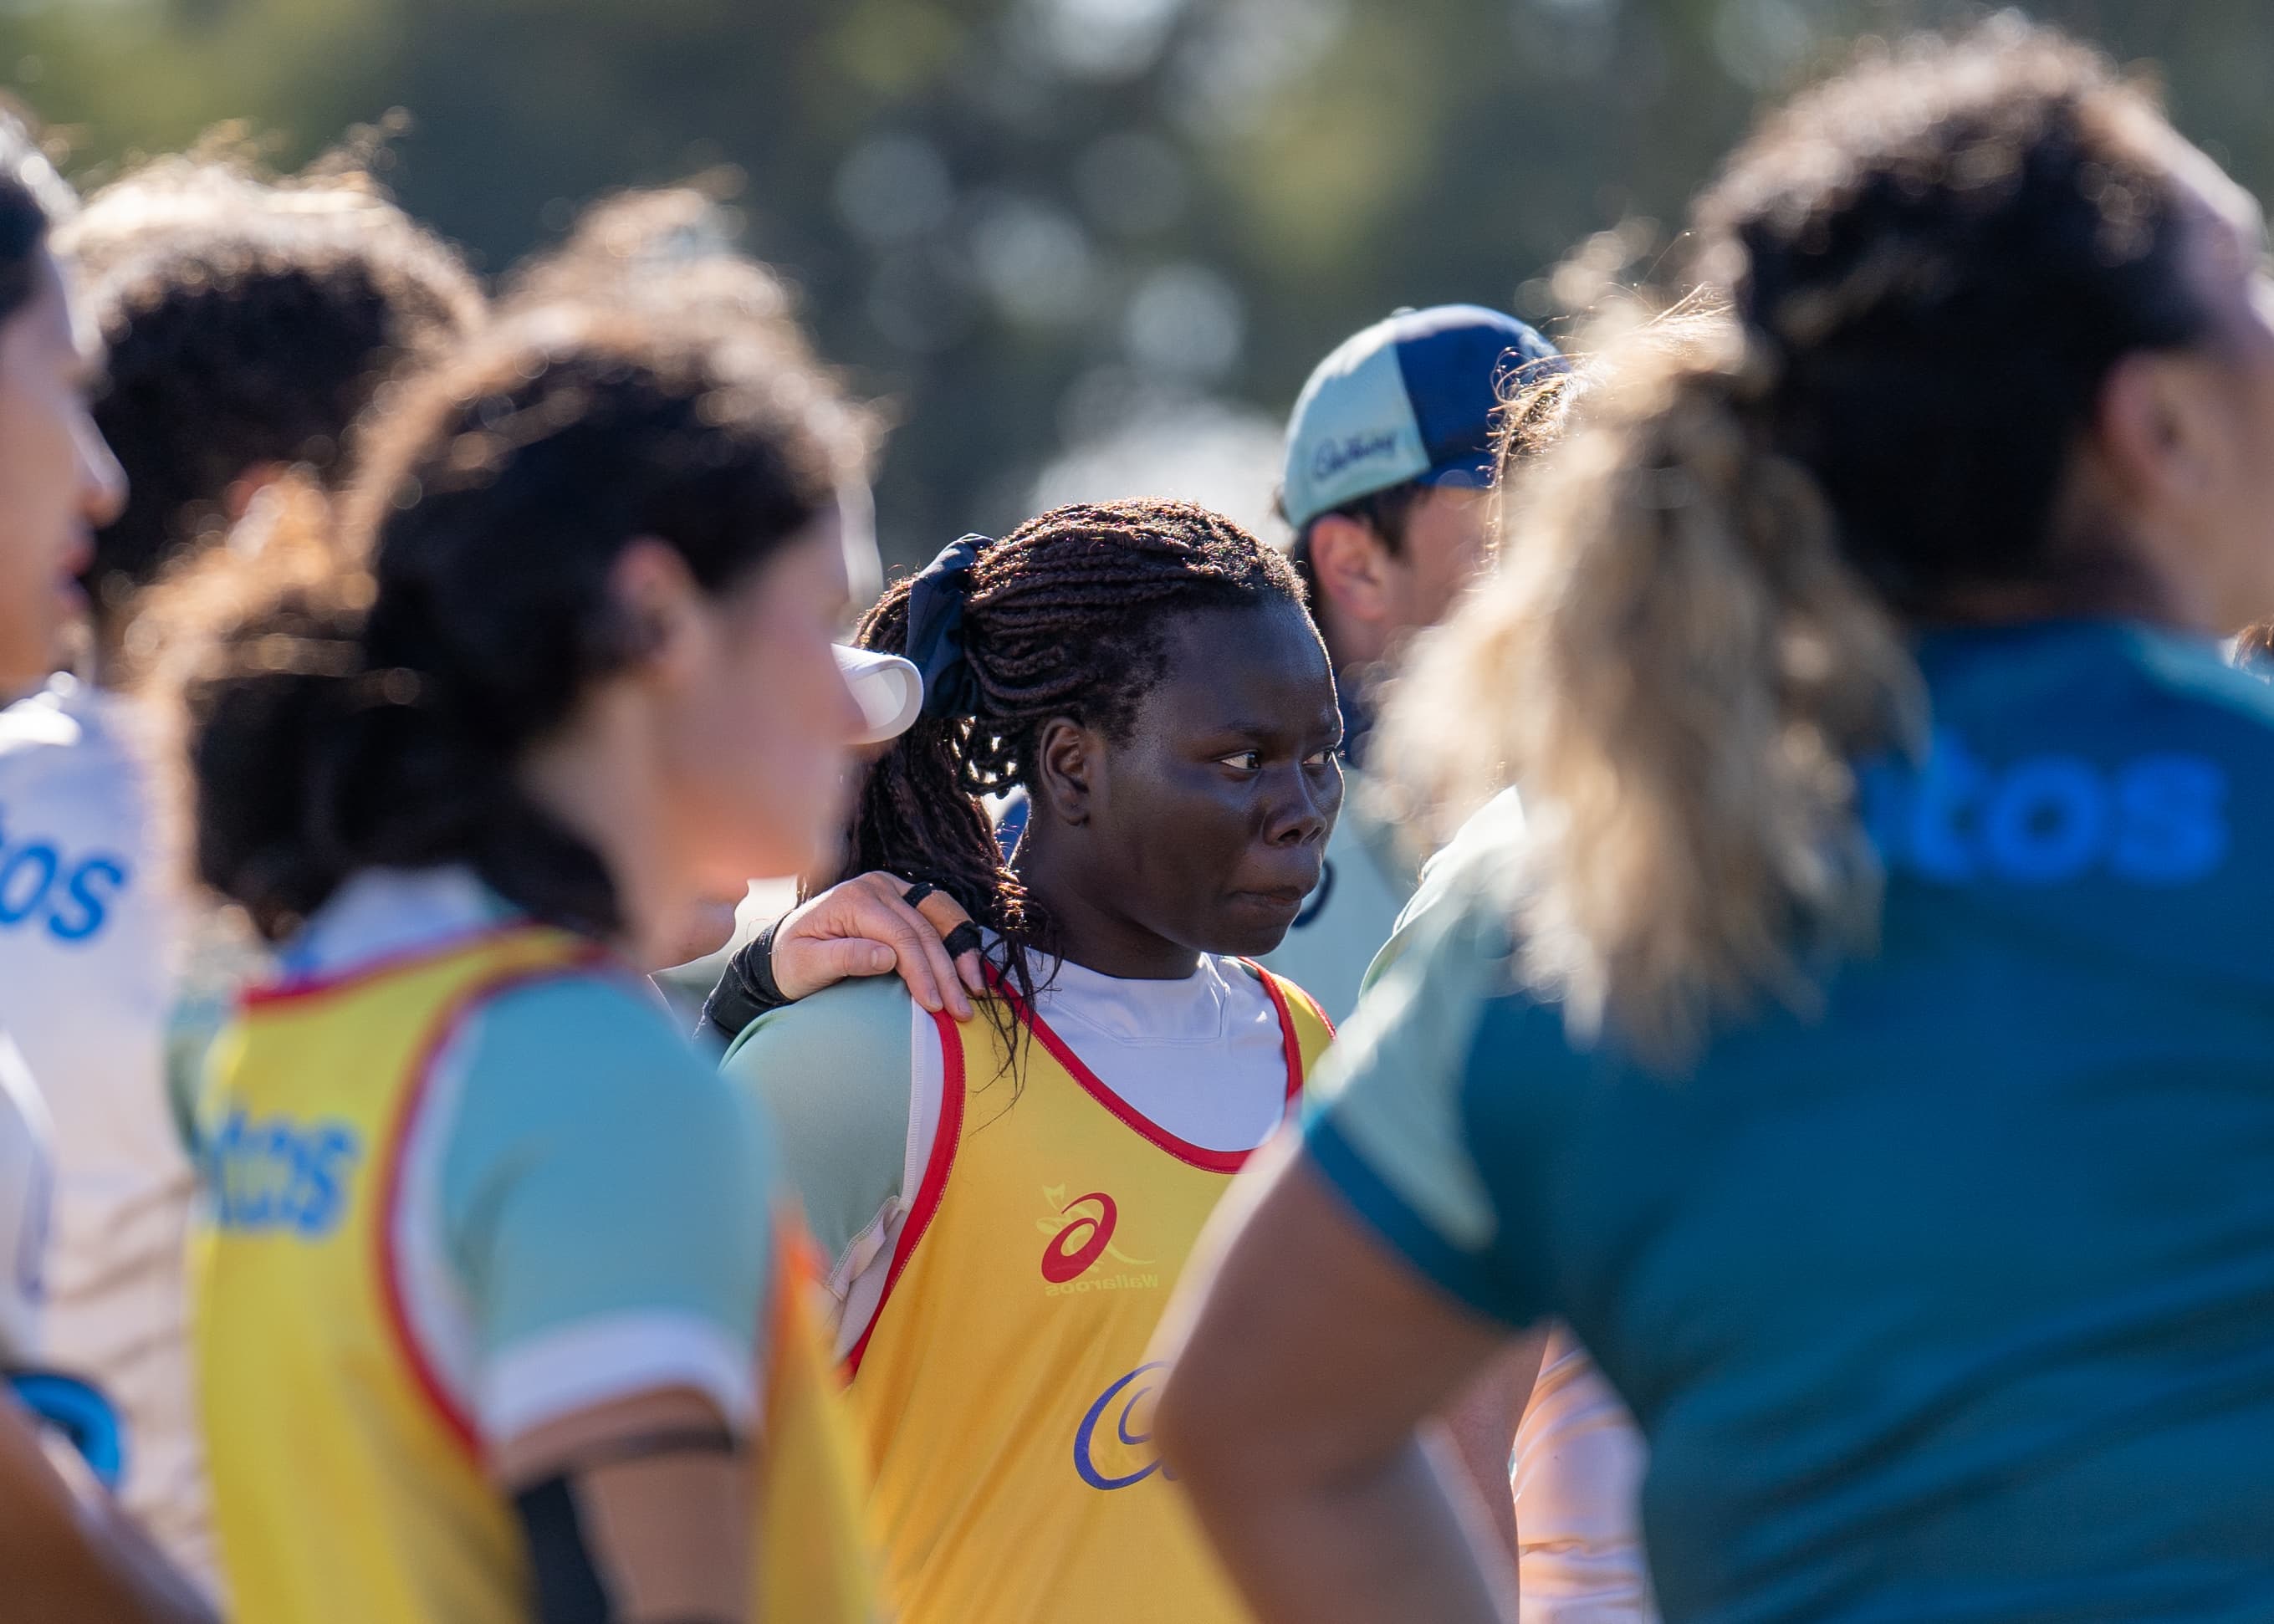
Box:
[1254,963,1336,1042]
[373,952,605,1461]
[1244,963,1317,1107]
[985,963,1304,1175]
[242,924,608,1010]
[844,1008,965,1381]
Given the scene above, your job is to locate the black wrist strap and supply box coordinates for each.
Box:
[700,917,789,1042]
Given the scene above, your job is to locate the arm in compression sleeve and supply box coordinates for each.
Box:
[718,974,915,1295]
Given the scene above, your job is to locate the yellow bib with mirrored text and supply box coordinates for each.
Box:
[193,925,879,1624]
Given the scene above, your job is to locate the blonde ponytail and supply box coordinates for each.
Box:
[1384,312,1921,1068]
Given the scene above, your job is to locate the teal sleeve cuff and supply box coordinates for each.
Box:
[1304,1109,1537,1330]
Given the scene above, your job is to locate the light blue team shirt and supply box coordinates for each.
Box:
[1309,621,2274,1621]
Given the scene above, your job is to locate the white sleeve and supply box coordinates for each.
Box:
[1513,1325,1657,1622]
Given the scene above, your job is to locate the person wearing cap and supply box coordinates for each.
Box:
[1255,304,1561,1024]
[1275,314,1659,1624]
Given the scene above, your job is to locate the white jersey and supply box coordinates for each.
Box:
[0,676,211,1587]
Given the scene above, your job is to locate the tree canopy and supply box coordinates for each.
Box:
[8,0,2267,563]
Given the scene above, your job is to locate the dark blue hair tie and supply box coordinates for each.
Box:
[904,534,989,720]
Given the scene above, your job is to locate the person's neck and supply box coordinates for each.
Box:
[1916,570,2187,636]
[1924,498,2210,636]
[517,697,686,967]
[1015,831,1201,982]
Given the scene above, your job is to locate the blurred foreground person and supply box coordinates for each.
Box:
[716,501,1341,1624]
[156,293,883,1622]
[12,147,483,1590]
[1159,23,2274,1621]
[0,105,212,1624]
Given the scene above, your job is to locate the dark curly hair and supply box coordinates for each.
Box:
[1392,20,2222,1065]
[1699,23,2208,614]
[61,155,484,644]
[831,498,1306,1019]
[156,290,871,944]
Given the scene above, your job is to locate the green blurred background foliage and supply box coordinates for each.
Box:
[4,0,2268,564]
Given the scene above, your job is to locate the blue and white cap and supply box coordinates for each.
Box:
[1280,304,1562,534]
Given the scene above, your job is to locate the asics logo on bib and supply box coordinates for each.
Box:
[0,809,128,945]
[205,1109,360,1235]
[1864,732,2228,886]
[1038,1186,1156,1294]
[1074,1361,1172,1491]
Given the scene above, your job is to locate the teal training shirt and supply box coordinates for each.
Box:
[1308,620,2274,1622]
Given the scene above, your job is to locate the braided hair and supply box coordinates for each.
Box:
[835,498,1306,1020]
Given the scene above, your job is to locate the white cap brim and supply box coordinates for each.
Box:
[836,646,924,745]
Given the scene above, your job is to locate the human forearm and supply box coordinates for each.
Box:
[1178,1425,1513,1624]
[1156,1146,1525,1624]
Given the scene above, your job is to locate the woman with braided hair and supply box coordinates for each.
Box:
[715,496,1344,1624]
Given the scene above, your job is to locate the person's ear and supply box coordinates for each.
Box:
[1306,512,1397,629]
[2095,350,2221,513]
[1033,715,1101,828]
[610,537,710,686]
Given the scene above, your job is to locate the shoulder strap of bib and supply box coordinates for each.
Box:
[1241,962,1336,1094]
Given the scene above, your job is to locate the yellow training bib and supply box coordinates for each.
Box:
[759,1219,886,1624]
[195,925,880,1624]
[194,926,588,1624]
[846,962,1334,1624]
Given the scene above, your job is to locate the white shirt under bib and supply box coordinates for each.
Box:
[721,948,1293,1363]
